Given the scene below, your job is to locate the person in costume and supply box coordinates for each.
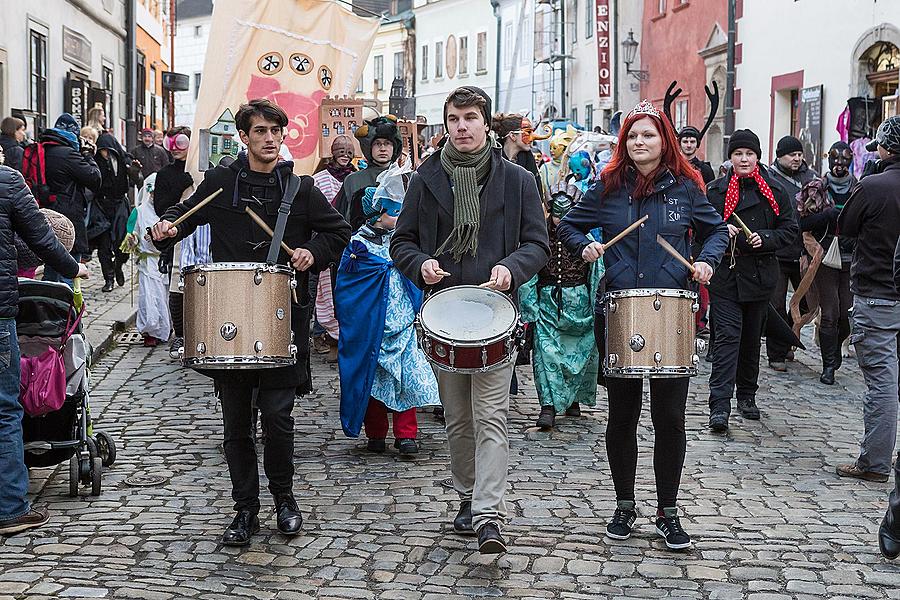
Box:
[556,100,728,551]
[334,162,440,455]
[539,125,577,201]
[152,99,351,547]
[678,126,716,185]
[520,149,603,429]
[312,135,357,360]
[491,113,546,194]
[334,115,402,230]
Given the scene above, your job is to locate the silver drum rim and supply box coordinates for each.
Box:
[420,285,519,346]
[182,262,294,275]
[603,288,698,301]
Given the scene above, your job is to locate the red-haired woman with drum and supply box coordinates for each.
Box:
[556,100,728,550]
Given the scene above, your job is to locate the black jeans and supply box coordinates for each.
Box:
[95,230,129,282]
[709,294,767,415]
[766,260,801,362]
[606,377,689,509]
[817,265,852,339]
[219,381,295,512]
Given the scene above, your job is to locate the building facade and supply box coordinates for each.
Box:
[356,10,416,117]
[0,0,126,138]
[173,0,213,129]
[735,0,900,170]
[136,0,171,132]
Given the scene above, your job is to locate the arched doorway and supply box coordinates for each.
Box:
[852,25,900,97]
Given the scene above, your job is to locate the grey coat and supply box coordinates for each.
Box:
[390,147,550,294]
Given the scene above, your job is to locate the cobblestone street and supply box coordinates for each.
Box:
[2,326,900,599]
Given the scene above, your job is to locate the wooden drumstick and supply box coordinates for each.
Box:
[731,212,754,238]
[244,206,295,254]
[601,215,649,251]
[144,187,223,240]
[656,234,696,274]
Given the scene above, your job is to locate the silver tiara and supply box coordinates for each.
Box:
[629,99,661,119]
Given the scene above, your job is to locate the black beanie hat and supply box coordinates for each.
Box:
[728,129,762,158]
[775,135,803,157]
[443,86,493,129]
[678,125,701,141]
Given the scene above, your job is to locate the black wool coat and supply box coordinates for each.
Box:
[390,146,550,294]
[706,166,799,302]
[156,154,351,391]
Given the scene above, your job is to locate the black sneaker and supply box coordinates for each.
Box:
[535,405,555,429]
[168,337,184,359]
[606,507,637,540]
[709,412,729,433]
[394,438,418,455]
[655,512,692,550]
[564,402,581,417]
[477,523,507,554]
[367,438,386,453]
[737,398,760,420]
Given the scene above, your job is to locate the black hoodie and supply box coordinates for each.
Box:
[95,133,141,203]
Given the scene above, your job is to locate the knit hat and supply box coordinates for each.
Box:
[727,129,762,158]
[42,208,76,252]
[869,115,900,155]
[53,113,80,135]
[443,86,493,129]
[678,126,702,140]
[775,135,803,157]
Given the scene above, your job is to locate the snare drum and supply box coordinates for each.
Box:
[180,262,297,369]
[418,285,522,373]
[603,288,704,378]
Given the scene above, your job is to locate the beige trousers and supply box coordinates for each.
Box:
[437,358,515,532]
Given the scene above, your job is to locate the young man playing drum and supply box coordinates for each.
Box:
[151,99,351,546]
[391,86,550,554]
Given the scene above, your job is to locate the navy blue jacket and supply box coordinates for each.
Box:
[556,169,728,299]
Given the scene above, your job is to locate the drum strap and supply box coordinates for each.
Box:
[267,174,301,265]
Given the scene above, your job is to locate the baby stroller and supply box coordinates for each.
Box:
[17,278,116,496]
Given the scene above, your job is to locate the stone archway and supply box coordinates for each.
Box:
[851,23,900,96]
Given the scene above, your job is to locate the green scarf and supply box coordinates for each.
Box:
[436,141,494,261]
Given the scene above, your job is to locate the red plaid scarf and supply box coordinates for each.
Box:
[724,165,780,220]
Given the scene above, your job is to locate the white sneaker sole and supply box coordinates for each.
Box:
[605,530,632,540]
[656,526,692,549]
[0,514,50,535]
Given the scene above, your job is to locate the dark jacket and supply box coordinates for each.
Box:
[707,166,800,302]
[894,236,900,293]
[391,146,550,293]
[557,168,728,299]
[689,156,716,185]
[0,135,24,173]
[40,129,102,255]
[512,149,543,196]
[1,166,79,317]
[769,160,815,263]
[156,153,351,390]
[153,159,193,216]
[95,134,142,205]
[130,142,171,179]
[837,156,900,301]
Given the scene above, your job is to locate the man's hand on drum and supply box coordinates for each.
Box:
[421,259,450,285]
[582,241,605,263]
[151,220,178,241]
[481,265,512,291]
[692,261,713,285]
[291,248,315,271]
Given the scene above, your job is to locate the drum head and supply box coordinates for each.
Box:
[421,286,517,343]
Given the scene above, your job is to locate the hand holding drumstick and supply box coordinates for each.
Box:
[421,259,451,285]
[656,234,714,285]
[581,214,650,263]
[149,188,223,241]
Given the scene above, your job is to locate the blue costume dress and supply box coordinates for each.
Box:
[334,225,440,438]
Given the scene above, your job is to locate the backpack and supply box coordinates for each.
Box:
[21,142,56,206]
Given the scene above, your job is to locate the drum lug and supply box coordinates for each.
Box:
[691,302,700,313]
[607,300,617,314]
[196,342,206,355]
[254,272,263,285]
[482,347,488,368]
[290,277,297,290]
[607,353,618,367]
[695,338,707,354]
[653,291,661,311]
[691,354,700,366]
[449,347,455,368]
[654,352,662,364]
[178,274,185,292]
[196,273,206,286]
[629,334,645,352]
[276,308,285,320]
[289,344,297,359]
[254,341,263,353]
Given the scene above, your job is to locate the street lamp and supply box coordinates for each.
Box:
[622,29,649,82]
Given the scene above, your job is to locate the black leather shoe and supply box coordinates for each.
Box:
[737,398,760,420]
[709,412,729,433]
[880,511,900,559]
[453,501,475,536]
[820,367,836,385]
[564,402,581,417]
[477,522,507,554]
[222,509,259,546]
[394,438,418,455]
[115,266,125,287]
[536,405,555,429]
[275,495,303,536]
[367,438,386,453]
[101,280,115,293]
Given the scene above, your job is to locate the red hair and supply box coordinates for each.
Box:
[600,111,705,199]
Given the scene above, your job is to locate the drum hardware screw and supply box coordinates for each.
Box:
[691,302,700,313]
[290,279,297,290]
[289,344,297,358]
[196,342,206,354]
[696,339,707,354]
[435,343,446,358]
[482,347,489,367]
[654,299,662,311]
[629,334,645,352]
[178,277,185,292]
[220,322,237,341]
[449,347,456,367]
[254,272,263,285]
[608,300,617,313]
[654,352,662,364]
[276,308,285,320]
[254,341,263,353]
[607,353,618,366]
[196,274,206,286]
[676,328,683,335]
[691,354,700,366]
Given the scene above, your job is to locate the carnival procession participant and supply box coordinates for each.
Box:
[834,115,900,485]
[312,135,357,359]
[151,98,351,547]
[152,127,210,359]
[130,128,172,180]
[706,130,798,431]
[334,166,440,455]
[796,141,857,385]
[521,150,602,430]
[766,135,815,372]
[678,126,716,185]
[557,100,727,551]
[539,125,577,201]
[335,115,402,229]
[491,113,543,193]
[391,86,549,554]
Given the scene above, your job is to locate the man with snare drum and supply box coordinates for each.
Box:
[151,99,350,547]
[391,86,549,554]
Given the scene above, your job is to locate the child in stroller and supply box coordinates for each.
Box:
[17,278,116,496]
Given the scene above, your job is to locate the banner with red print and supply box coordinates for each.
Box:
[187,0,378,180]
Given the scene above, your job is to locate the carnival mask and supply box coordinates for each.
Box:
[549,125,578,161]
[828,143,853,177]
[550,191,573,219]
[568,151,593,181]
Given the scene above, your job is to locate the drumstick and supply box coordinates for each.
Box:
[731,212,754,238]
[244,206,295,254]
[656,234,696,274]
[144,187,223,240]
[602,215,649,251]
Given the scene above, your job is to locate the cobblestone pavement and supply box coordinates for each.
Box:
[3,328,900,599]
